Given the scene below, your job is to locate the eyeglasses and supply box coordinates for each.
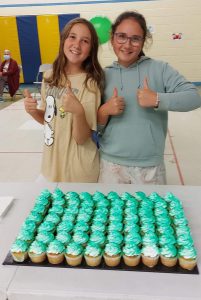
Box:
[114,33,144,45]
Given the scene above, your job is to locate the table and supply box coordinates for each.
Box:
[0,183,201,300]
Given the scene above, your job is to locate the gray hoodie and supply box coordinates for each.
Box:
[99,56,201,167]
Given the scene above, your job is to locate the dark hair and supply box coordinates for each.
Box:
[111,11,152,57]
[45,18,104,93]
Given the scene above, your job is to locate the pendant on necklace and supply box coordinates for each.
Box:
[59,106,66,118]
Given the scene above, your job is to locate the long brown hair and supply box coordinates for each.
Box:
[111,11,152,57]
[45,17,104,93]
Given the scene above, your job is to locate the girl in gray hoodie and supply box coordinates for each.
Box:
[97,11,201,184]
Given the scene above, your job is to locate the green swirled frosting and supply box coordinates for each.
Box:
[66,242,83,255]
[84,242,102,257]
[29,240,46,254]
[46,239,65,254]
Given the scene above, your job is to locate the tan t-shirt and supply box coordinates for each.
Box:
[40,72,101,182]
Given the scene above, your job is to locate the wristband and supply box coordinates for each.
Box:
[154,93,160,109]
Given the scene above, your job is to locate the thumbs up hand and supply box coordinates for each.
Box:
[104,87,125,116]
[24,89,38,114]
[62,83,83,116]
[137,77,157,108]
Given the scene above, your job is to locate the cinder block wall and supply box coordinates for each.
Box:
[1,0,200,83]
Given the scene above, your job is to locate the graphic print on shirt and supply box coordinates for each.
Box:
[44,95,57,146]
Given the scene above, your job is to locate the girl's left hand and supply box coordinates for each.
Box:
[137,77,157,107]
[62,85,83,116]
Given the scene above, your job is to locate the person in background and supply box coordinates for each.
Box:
[0,49,20,102]
[24,18,104,182]
[97,11,201,184]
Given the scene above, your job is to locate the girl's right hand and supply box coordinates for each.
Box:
[104,87,125,116]
[24,89,38,114]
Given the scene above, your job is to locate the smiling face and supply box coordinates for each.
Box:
[111,18,144,67]
[64,23,92,72]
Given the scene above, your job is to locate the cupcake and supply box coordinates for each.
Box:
[103,242,121,267]
[37,220,55,233]
[48,205,64,217]
[65,242,83,266]
[89,231,106,247]
[74,220,89,233]
[141,244,159,268]
[122,242,141,267]
[28,240,47,263]
[72,230,89,246]
[35,231,54,245]
[107,231,123,246]
[31,203,48,217]
[84,242,102,267]
[45,212,61,225]
[178,246,197,270]
[56,220,74,234]
[91,221,106,233]
[160,244,177,267]
[56,231,71,246]
[10,239,29,262]
[21,219,37,233]
[27,211,43,225]
[46,239,65,264]
[17,229,35,244]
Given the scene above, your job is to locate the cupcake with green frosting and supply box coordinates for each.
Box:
[134,191,146,201]
[56,231,71,246]
[56,220,74,233]
[37,220,55,233]
[27,211,43,225]
[10,239,29,262]
[17,229,35,244]
[84,241,102,266]
[160,244,177,267]
[72,230,89,246]
[35,231,54,245]
[45,212,61,225]
[122,242,141,266]
[91,221,106,233]
[107,221,123,233]
[107,231,123,246]
[89,231,106,247]
[52,195,66,207]
[48,205,64,217]
[65,191,79,201]
[46,239,65,264]
[62,211,75,223]
[74,220,89,233]
[31,203,48,216]
[124,231,142,246]
[103,242,121,267]
[178,246,197,270]
[28,240,47,263]
[65,241,83,266]
[21,219,37,233]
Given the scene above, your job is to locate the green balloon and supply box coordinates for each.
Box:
[90,16,112,44]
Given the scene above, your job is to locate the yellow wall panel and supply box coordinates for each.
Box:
[0,16,24,82]
[37,15,60,64]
